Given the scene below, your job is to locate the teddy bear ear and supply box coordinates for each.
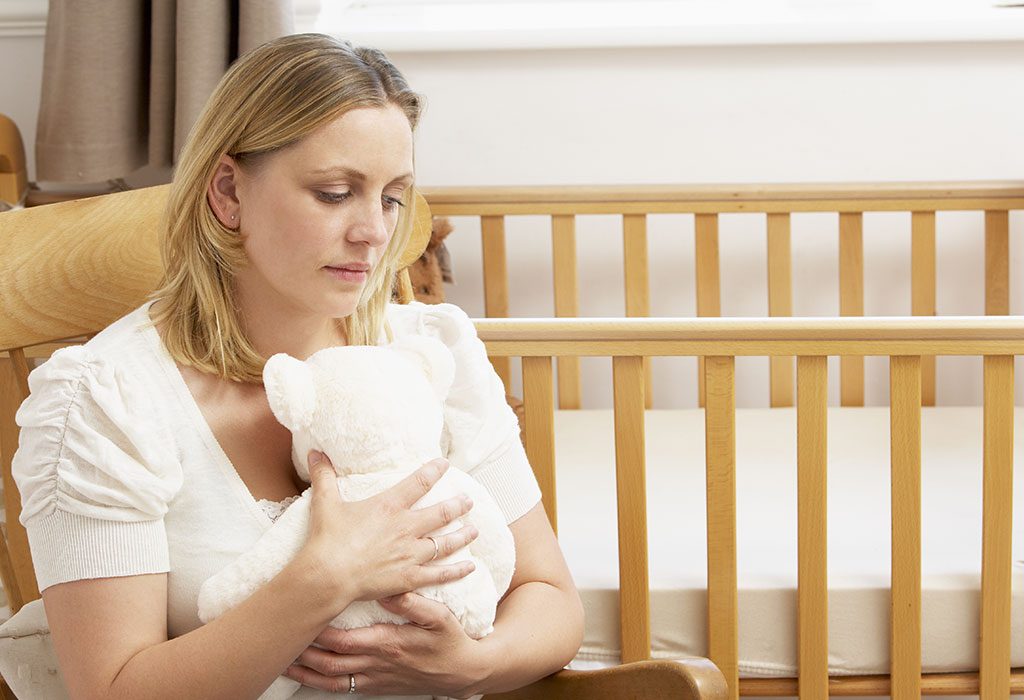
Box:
[263,353,317,431]
[391,335,456,401]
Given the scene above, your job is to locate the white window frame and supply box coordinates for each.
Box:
[304,0,1024,52]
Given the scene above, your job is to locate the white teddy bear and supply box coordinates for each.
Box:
[196,335,517,700]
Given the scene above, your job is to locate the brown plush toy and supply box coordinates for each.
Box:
[409,216,455,304]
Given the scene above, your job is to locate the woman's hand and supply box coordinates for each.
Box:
[284,592,491,698]
[295,450,480,608]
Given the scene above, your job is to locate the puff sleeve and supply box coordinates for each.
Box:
[11,345,183,591]
[410,303,542,523]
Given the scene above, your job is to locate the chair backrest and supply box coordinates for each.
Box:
[0,185,432,612]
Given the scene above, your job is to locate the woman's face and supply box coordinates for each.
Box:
[230,104,415,322]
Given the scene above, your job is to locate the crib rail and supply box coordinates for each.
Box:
[476,315,1023,700]
[425,182,1024,411]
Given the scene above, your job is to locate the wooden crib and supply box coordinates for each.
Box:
[424,182,1023,409]
[422,182,1024,699]
[1,182,1021,700]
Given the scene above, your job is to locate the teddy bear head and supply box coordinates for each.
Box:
[262,336,456,481]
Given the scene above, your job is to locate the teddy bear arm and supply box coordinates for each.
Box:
[197,497,313,622]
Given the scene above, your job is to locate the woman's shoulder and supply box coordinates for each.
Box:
[20,302,163,423]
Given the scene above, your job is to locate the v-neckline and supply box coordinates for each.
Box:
[139,300,275,528]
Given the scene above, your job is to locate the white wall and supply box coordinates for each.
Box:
[0,33,44,179]
[3,21,1023,406]
[383,42,1024,408]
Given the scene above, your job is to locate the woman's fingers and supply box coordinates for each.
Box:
[387,458,449,507]
[378,592,451,630]
[411,493,474,536]
[411,559,476,589]
[421,524,478,563]
[292,646,375,677]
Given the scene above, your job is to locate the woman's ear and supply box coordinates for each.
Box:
[263,353,317,431]
[206,154,241,229]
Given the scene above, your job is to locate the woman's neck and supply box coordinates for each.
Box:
[236,299,347,362]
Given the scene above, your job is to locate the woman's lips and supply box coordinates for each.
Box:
[324,266,368,283]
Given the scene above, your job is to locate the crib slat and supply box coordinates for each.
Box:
[551,215,581,409]
[623,214,653,409]
[796,355,828,700]
[984,211,1010,316]
[522,356,557,533]
[1,349,39,611]
[481,215,511,391]
[980,355,1013,700]
[839,212,864,407]
[767,213,794,407]
[696,214,721,408]
[704,356,739,700]
[911,212,937,406]
[612,356,651,663]
[889,356,922,700]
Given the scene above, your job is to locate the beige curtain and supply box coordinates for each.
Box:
[36,0,294,183]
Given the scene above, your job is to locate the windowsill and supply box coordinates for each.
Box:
[315,0,1024,52]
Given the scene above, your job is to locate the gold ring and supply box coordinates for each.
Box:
[427,535,439,562]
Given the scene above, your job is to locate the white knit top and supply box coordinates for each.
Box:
[12,300,540,642]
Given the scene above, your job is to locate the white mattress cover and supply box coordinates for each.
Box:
[554,406,1024,677]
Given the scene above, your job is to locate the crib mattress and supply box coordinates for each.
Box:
[553,406,1024,678]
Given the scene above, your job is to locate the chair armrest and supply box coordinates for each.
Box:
[481,657,728,700]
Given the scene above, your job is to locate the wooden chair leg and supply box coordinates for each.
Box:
[482,658,728,700]
[1,675,17,700]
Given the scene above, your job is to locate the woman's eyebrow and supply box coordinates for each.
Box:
[308,165,414,185]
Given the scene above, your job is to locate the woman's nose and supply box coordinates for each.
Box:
[347,199,390,248]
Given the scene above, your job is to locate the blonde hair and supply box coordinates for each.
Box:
[150,34,422,382]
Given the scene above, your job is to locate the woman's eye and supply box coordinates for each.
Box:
[316,190,352,203]
[383,195,406,212]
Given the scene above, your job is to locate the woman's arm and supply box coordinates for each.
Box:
[44,553,341,700]
[292,501,584,697]
[42,454,476,700]
[460,502,584,694]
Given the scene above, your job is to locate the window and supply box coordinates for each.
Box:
[308,0,1024,51]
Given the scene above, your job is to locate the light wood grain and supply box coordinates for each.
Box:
[739,670,1024,696]
[704,356,739,700]
[522,356,557,534]
[623,214,653,408]
[767,213,794,407]
[696,214,721,407]
[0,353,38,610]
[551,215,581,409]
[839,212,865,407]
[422,181,1024,217]
[481,215,511,391]
[911,212,937,406]
[797,356,829,700]
[481,658,729,700]
[474,316,1024,344]
[889,356,922,700]
[985,211,1010,316]
[0,187,168,350]
[980,355,1014,700]
[612,356,651,663]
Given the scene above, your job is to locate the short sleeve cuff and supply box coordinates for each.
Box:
[470,440,542,524]
[26,510,170,591]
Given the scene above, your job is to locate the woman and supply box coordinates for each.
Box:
[13,34,583,699]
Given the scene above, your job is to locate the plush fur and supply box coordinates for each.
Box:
[407,216,454,304]
[196,336,516,700]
